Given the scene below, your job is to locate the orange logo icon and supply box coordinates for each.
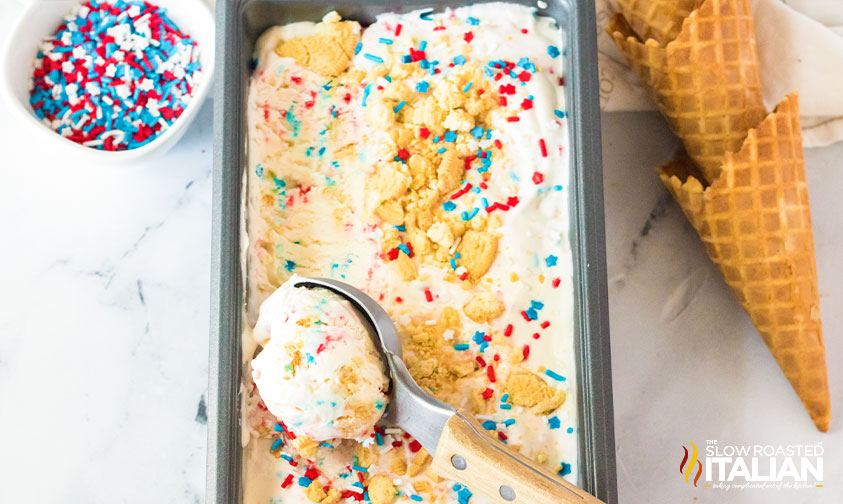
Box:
[680,441,703,487]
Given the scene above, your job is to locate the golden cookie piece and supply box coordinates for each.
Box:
[463,292,505,323]
[407,154,435,190]
[393,252,418,281]
[433,80,466,110]
[437,149,463,195]
[373,161,411,201]
[321,489,342,504]
[368,475,397,504]
[443,108,474,132]
[375,199,405,226]
[292,436,319,459]
[275,13,360,76]
[426,221,455,249]
[357,444,377,468]
[504,369,566,414]
[457,230,498,280]
[306,480,327,503]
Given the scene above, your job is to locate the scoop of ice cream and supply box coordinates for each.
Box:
[251,275,389,441]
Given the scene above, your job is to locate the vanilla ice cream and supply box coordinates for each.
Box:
[251,275,389,442]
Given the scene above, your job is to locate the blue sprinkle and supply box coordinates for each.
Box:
[500,404,512,410]
[352,482,364,489]
[397,244,410,255]
[376,433,383,446]
[478,341,489,353]
[378,37,394,45]
[444,131,457,142]
[393,225,406,232]
[442,201,456,211]
[482,420,497,430]
[554,109,566,119]
[352,465,368,473]
[463,81,472,92]
[416,80,430,94]
[501,393,510,403]
[438,147,447,154]
[270,438,284,450]
[531,300,545,310]
[284,260,296,272]
[354,42,362,55]
[393,101,406,113]
[461,208,479,221]
[471,126,484,139]
[450,258,457,270]
[453,54,467,65]
[455,252,461,259]
[547,45,561,58]
[525,308,538,320]
[298,477,312,487]
[364,53,384,64]
[410,495,423,502]
[432,135,441,143]
[466,16,480,25]
[454,344,470,351]
[402,54,412,63]
[420,10,434,20]
[544,369,566,382]
[419,40,428,51]
[545,255,558,267]
[362,83,374,107]
[548,417,561,429]
[567,427,574,434]
[472,331,485,345]
[558,462,572,477]
[503,419,516,427]
[280,454,294,462]
[320,442,336,449]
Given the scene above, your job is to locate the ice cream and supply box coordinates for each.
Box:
[243,4,577,503]
[251,275,390,442]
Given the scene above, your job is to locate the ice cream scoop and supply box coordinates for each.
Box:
[251,276,389,441]
[294,277,604,504]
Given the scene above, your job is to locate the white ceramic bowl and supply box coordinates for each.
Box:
[0,0,215,164]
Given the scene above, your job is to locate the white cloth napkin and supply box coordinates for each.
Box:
[596,0,843,147]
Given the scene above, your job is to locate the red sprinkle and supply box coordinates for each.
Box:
[522,345,530,360]
[517,71,532,83]
[482,388,494,400]
[395,296,403,303]
[504,324,513,337]
[424,288,434,302]
[419,127,430,139]
[540,321,550,329]
[539,139,548,157]
[281,474,294,488]
[506,116,520,122]
[494,354,500,361]
[341,490,364,501]
[532,171,544,185]
[498,432,508,441]
[409,440,423,453]
[521,28,528,34]
[397,148,410,161]
[392,441,403,448]
[305,467,319,480]
[520,311,531,322]
[506,196,520,207]
[498,96,508,106]
[450,183,473,200]
[459,272,469,281]
[552,278,561,288]
[494,139,503,149]
[486,366,496,383]
[499,83,516,95]
[291,76,302,85]
[463,31,474,43]
[433,25,446,31]
[476,356,487,368]
[520,98,533,110]
[395,23,402,36]
[532,333,541,340]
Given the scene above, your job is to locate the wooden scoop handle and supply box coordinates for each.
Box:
[430,411,606,504]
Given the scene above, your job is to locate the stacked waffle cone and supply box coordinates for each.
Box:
[608,0,831,431]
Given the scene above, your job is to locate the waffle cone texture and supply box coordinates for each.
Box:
[614,0,703,44]
[659,94,830,432]
[608,0,766,184]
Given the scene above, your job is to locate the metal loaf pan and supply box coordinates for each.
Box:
[210,1,616,502]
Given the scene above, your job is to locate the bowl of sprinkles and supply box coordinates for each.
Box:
[1,0,214,161]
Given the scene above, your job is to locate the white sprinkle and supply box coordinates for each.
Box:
[442,329,455,341]
[537,1,548,8]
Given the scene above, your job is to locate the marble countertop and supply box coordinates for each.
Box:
[0,3,839,503]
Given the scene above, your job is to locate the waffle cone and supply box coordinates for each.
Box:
[608,0,766,183]
[615,0,702,44]
[659,94,830,432]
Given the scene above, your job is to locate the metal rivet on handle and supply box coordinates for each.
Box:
[451,455,467,470]
[499,485,516,501]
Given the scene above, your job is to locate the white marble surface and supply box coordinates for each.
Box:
[0,3,840,504]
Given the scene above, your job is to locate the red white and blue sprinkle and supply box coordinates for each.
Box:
[29,0,201,151]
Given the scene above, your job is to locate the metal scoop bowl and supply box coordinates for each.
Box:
[295,278,604,504]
